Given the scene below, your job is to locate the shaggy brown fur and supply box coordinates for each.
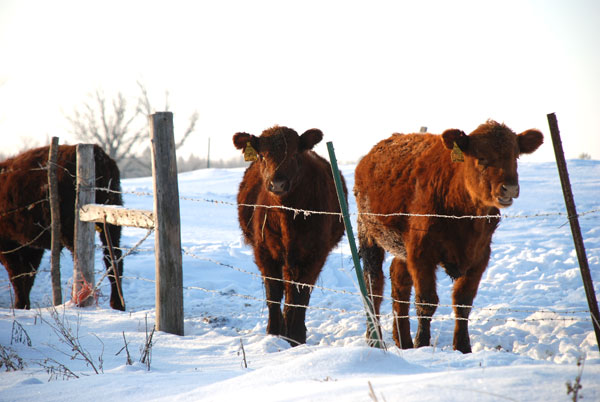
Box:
[0,145,125,310]
[354,120,543,353]
[233,126,347,345]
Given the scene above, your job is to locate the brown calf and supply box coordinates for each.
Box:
[354,120,543,353]
[233,126,347,345]
[0,145,125,310]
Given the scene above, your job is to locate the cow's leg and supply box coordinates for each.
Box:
[282,259,324,346]
[408,256,439,348]
[265,276,285,337]
[0,244,45,309]
[282,279,310,346]
[390,257,414,349]
[98,223,125,311]
[358,224,385,341]
[255,246,285,337]
[451,262,486,353]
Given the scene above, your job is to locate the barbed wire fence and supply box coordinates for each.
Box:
[60,185,600,323]
[1,139,599,348]
[175,188,597,339]
[1,169,598,330]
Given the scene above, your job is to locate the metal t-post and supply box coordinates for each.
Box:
[326,141,384,349]
[547,113,600,353]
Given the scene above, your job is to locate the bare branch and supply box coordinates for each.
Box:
[0,345,26,372]
[67,84,199,177]
[40,305,101,375]
[37,357,79,381]
[175,110,199,149]
[136,80,153,115]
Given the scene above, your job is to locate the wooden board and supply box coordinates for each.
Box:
[79,204,155,229]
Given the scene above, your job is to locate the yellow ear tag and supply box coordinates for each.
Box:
[451,141,464,163]
[244,142,258,162]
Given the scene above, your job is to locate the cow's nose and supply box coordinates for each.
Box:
[269,179,289,194]
[501,183,519,198]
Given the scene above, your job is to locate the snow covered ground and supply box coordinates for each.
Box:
[1,159,599,401]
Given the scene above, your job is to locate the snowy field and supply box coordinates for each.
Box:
[1,159,599,401]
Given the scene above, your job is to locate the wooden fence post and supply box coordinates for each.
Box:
[73,144,96,307]
[48,137,62,306]
[547,113,600,353]
[149,112,184,335]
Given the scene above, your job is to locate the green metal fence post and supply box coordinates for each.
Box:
[326,141,384,349]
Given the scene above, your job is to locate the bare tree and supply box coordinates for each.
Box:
[135,81,199,172]
[67,89,143,169]
[67,82,199,177]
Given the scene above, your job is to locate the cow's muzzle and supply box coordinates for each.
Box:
[498,183,519,207]
[268,179,290,195]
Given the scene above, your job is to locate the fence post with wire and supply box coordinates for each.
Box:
[547,112,600,351]
[149,112,184,336]
[327,141,384,349]
[73,144,96,307]
[77,112,183,336]
[48,136,62,306]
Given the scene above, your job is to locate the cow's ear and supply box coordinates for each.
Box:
[518,129,544,154]
[299,129,323,151]
[441,129,469,152]
[233,132,259,152]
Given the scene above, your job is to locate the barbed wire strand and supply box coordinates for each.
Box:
[0,225,51,255]
[0,199,48,220]
[181,248,591,316]
[116,274,592,324]
[91,228,155,294]
[94,186,600,221]
[1,240,591,325]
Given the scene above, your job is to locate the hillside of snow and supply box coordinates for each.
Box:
[1,159,599,401]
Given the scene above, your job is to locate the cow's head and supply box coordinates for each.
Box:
[441,120,543,209]
[233,126,323,197]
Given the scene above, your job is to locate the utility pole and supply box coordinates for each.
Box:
[207,137,211,169]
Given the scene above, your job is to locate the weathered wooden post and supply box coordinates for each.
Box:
[149,112,184,335]
[547,113,600,352]
[73,144,96,307]
[48,137,62,306]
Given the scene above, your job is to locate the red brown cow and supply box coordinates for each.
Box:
[0,144,125,310]
[233,126,347,346]
[354,120,543,353]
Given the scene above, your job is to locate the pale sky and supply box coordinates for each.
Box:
[1,0,599,163]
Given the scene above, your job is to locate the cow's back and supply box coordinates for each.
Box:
[0,146,60,247]
[355,133,450,220]
[0,144,122,250]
